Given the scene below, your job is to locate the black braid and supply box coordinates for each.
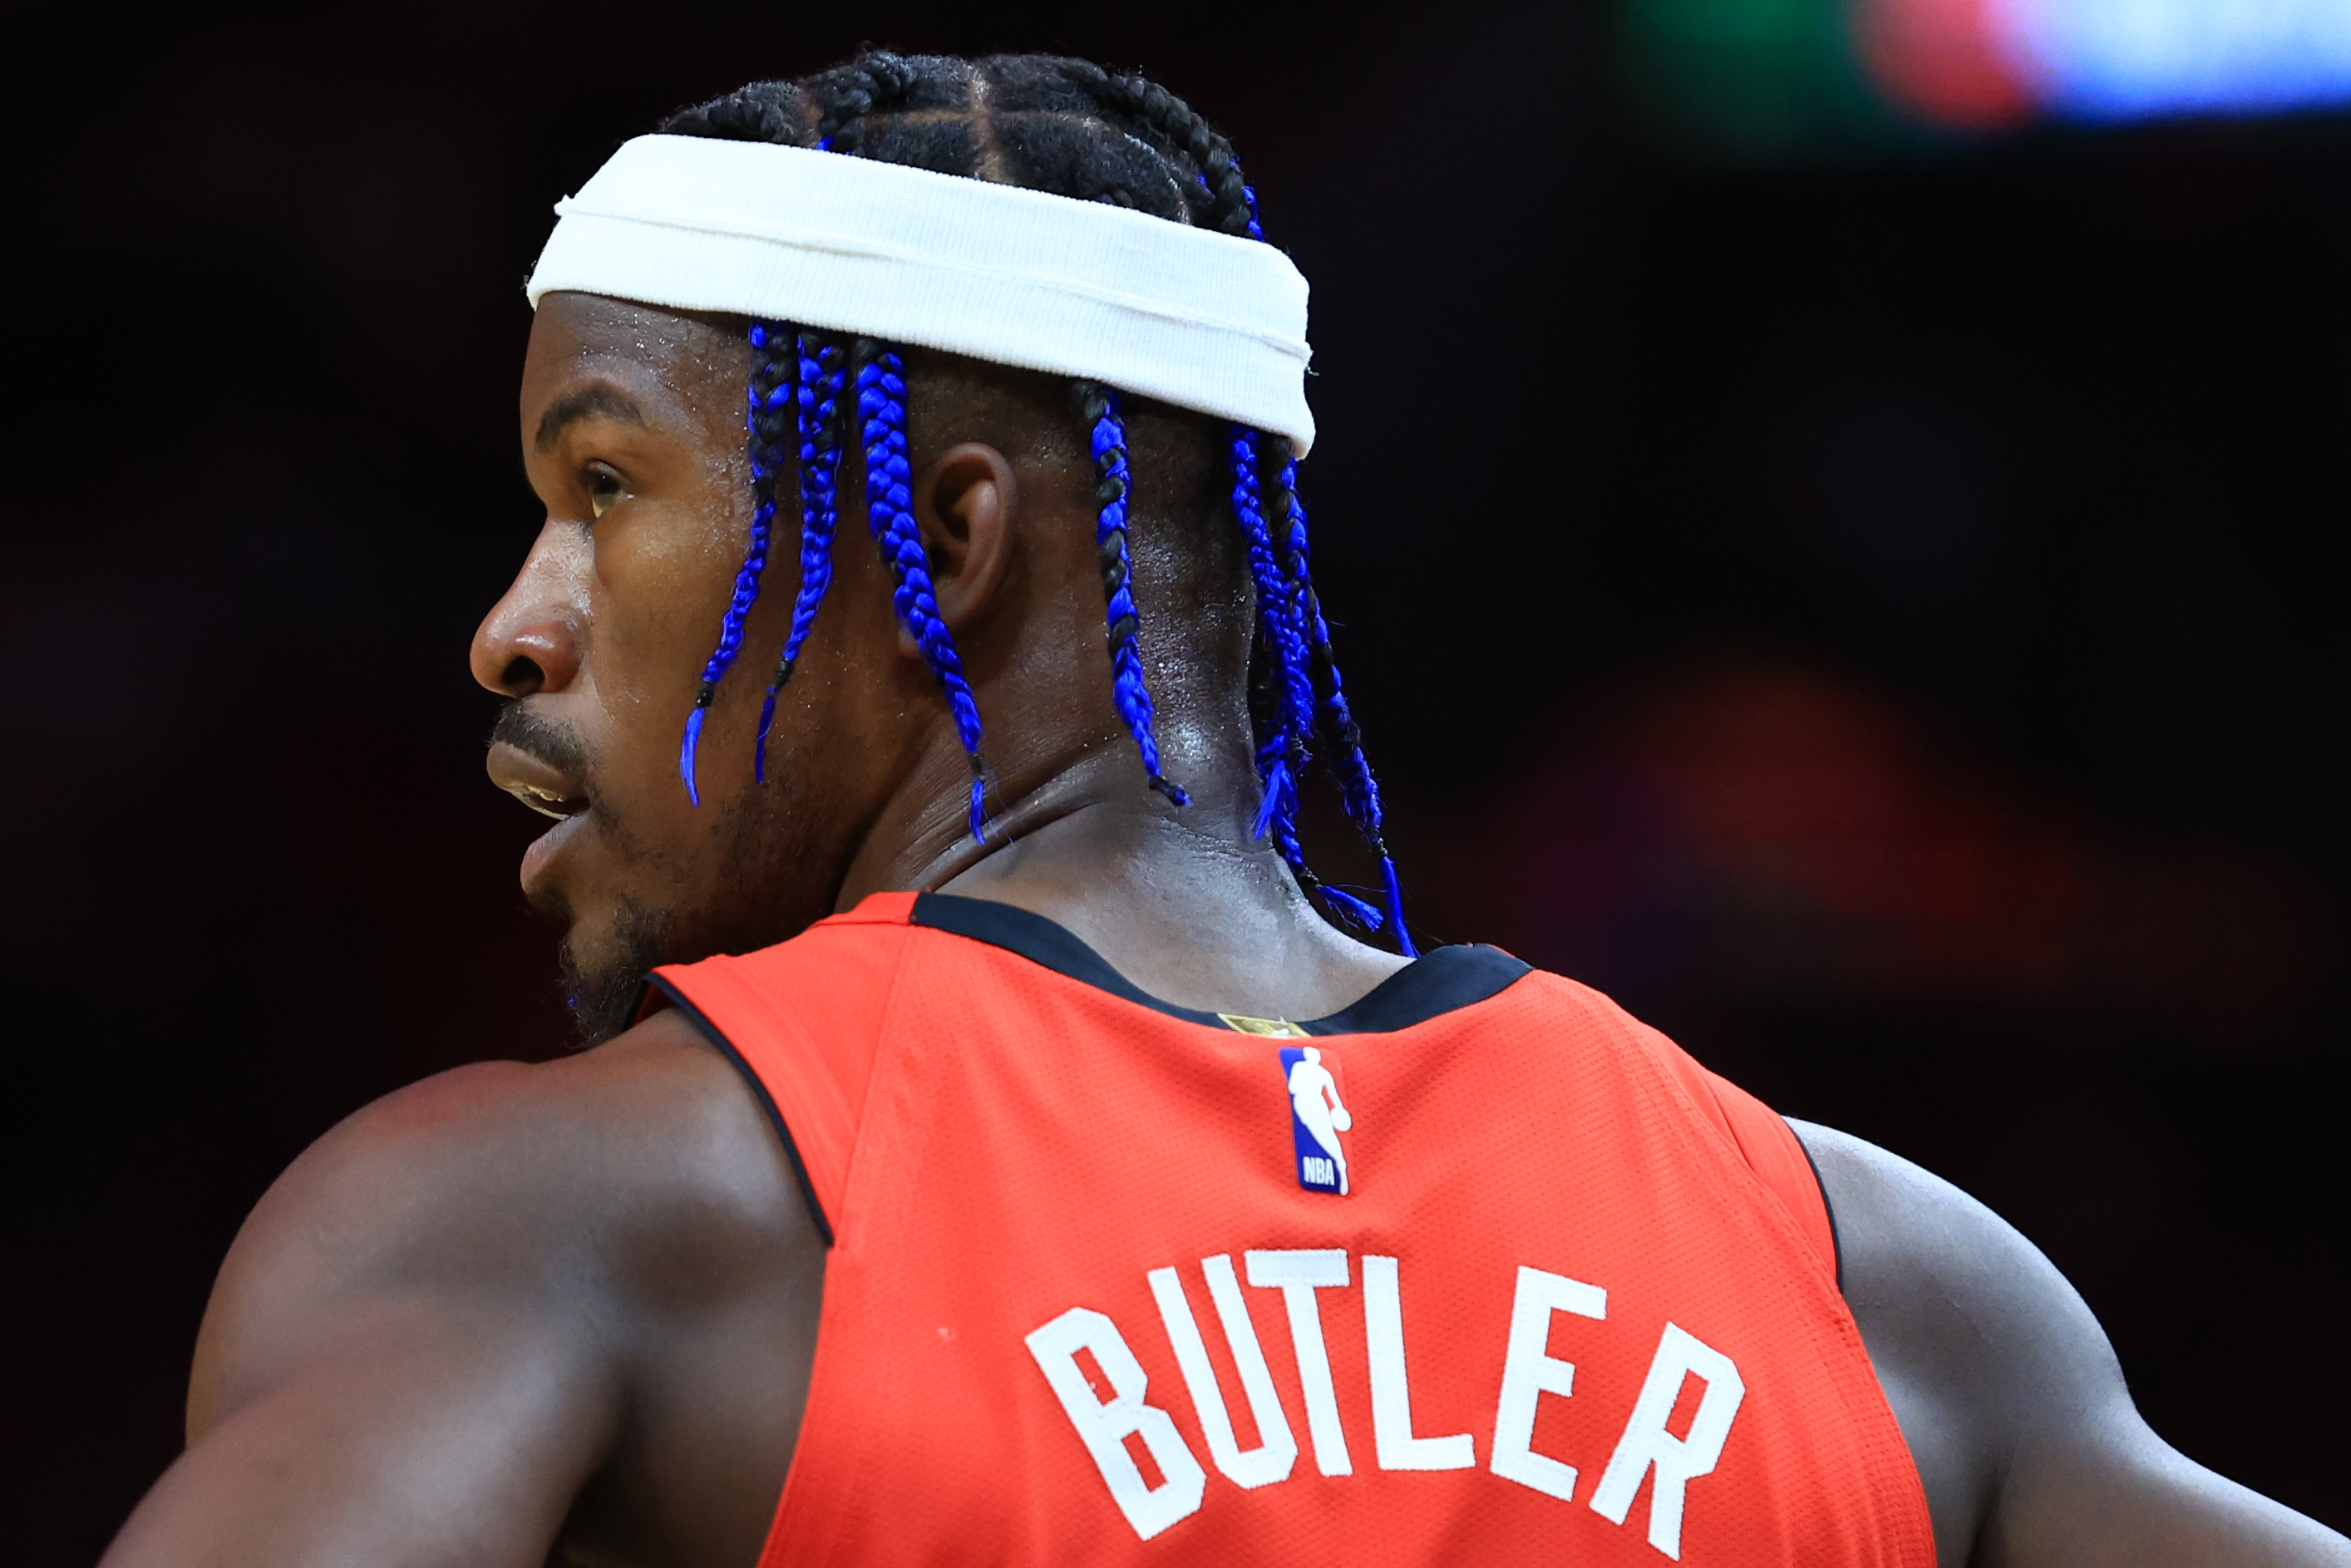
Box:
[664,54,1219,222]
[1074,380,1187,803]
[1062,64,1256,237]
[663,79,812,145]
[809,52,919,152]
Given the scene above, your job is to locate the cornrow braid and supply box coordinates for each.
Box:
[1069,64,1259,239]
[754,328,849,780]
[678,318,794,806]
[664,79,808,145]
[1073,383,1187,805]
[1264,450,1412,953]
[855,338,993,841]
[813,52,918,152]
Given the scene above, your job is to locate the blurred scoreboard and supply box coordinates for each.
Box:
[1620,0,2351,152]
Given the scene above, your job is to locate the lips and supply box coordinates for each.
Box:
[486,738,597,900]
[487,740,589,820]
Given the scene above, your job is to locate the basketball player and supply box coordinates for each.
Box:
[103,52,2349,1567]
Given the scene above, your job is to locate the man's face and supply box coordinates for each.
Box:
[475,293,919,1038]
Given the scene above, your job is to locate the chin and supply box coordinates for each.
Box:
[559,895,683,1047]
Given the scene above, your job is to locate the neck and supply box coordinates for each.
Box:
[844,741,1409,1022]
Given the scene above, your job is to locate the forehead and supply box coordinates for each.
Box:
[520,293,747,435]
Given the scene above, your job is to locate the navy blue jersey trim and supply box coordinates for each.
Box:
[643,973,835,1248]
[908,892,1529,1035]
[1788,1120,1844,1295]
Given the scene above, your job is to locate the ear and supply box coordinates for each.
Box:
[904,441,1018,655]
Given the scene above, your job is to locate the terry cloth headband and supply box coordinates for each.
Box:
[525,134,1318,454]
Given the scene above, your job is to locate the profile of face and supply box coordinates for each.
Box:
[473,293,1215,1040]
[473,294,936,1038]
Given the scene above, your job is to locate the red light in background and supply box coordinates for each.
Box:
[1417,658,2319,1045]
[1847,0,2037,129]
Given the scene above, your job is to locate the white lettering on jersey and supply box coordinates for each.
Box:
[1244,1248,1354,1475]
[1361,1255,1476,1471]
[1590,1323,1746,1561]
[1489,1264,1609,1502]
[1024,1307,1207,1540]
[1148,1256,1299,1489]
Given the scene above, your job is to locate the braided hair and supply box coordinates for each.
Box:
[1075,382,1187,806]
[658,52,1411,950]
[676,317,791,806]
[752,329,848,781]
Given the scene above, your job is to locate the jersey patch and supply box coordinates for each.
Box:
[1280,1044,1352,1195]
[1220,1012,1308,1037]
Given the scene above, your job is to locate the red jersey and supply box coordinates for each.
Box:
[652,892,1932,1566]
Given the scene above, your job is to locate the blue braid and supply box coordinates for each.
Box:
[754,328,848,781]
[678,319,793,806]
[1176,135,1406,947]
[1227,427,1384,935]
[855,339,993,841]
[1078,385,1188,806]
[1267,452,1413,954]
[1226,427,1311,838]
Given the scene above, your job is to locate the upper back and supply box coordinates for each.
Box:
[655,892,1933,1566]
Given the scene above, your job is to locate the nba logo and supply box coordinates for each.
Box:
[1279,1045,1352,1195]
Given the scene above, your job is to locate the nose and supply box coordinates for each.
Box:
[471,522,586,698]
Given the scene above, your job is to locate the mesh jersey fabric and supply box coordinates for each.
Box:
[652,892,1934,1566]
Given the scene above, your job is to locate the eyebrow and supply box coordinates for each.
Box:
[534,383,648,451]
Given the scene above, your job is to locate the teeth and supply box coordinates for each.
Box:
[510,782,578,821]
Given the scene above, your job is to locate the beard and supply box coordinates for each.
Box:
[490,700,829,1047]
[560,893,680,1045]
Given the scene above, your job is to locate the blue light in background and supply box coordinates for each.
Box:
[1995,0,2351,121]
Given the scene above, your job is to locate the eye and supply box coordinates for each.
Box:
[584,466,629,521]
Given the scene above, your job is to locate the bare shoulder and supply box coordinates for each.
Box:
[103,1013,818,1566]
[1789,1119,2349,1567]
[191,1009,811,1436]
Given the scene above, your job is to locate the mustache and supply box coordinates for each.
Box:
[489,700,599,797]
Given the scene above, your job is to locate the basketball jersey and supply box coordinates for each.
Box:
[650,891,1934,1566]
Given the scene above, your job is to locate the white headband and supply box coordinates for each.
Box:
[525,135,1316,453]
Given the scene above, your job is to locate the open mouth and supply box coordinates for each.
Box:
[510,781,587,821]
[487,740,591,822]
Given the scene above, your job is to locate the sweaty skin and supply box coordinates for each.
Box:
[102,294,2350,1568]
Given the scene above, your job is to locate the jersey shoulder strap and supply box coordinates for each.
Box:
[1519,971,1841,1287]
[1642,1023,1840,1286]
[646,891,920,1240]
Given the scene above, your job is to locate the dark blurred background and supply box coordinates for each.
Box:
[7,0,2346,1558]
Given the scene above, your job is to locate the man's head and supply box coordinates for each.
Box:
[471,52,1404,1040]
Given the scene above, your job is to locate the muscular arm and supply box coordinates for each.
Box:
[1792,1119,2350,1568]
[101,1013,820,1568]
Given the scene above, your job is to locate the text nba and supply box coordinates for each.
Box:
[1028,1252,1743,1558]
